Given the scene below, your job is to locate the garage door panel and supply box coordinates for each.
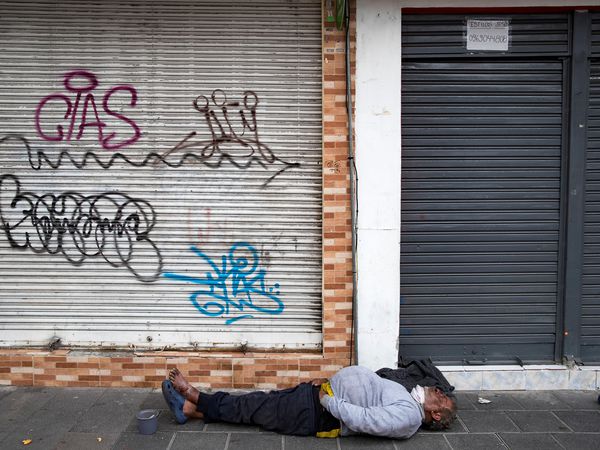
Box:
[403,190,559,201]
[400,53,562,363]
[0,0,323,350]
[582,56,600,361]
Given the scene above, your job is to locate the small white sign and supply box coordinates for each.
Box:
[466,19,509,52]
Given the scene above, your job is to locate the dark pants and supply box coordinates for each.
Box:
[196,382,337,436]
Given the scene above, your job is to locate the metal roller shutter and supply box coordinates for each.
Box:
[400,15,567,363]
[583,61,600,361]
[582,16,600,361]
[0,0,322,350]
[401,60,564,363]
[402,13,569,57]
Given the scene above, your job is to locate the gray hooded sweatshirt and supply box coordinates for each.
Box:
[320,365,424,439]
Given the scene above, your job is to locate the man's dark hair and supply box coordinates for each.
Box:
[424,396,457,431]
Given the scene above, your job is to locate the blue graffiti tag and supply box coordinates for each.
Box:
[163,242,284,325]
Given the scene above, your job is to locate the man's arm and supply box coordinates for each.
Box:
[320,395,421,439]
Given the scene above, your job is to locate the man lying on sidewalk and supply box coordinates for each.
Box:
[162,365,456,439]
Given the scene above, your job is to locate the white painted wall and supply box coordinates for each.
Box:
[397,0,600,6]
[355,0,600,369]
[355,0,402,370]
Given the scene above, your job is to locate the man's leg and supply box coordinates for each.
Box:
[168,367,317,436]
[183,400,204,420]
[170,368,200,404]
[169,369,204,420]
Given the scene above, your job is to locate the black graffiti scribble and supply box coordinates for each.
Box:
[0,174,162,282]
[14,89,299,187]
[160,89,300,184]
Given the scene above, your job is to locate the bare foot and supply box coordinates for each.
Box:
[169,368,200,404]
[183,399,204,420]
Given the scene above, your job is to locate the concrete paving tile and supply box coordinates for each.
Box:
[551,391,599,410]
[4,421,92,450]
[338,435,396,449]
[125,408,205,432]
[418,417,466,433]
[112,431,175,450]
[170,431,228,450]
[204,421,261,432]
[510,391,567,410]
[453,392,477,411]
[227,432,283,450]
[40,388,105,415]
[164,413,207,431]
[1,433,59,450]
[506,411,570,432]
[18,389,104,429]
[445,433,505,449]
[53,432,120,450]
[0,389,108,450]
[3,423,69,449]
[0,387,57,432]
[394,434,451,449]
[552,432,600,450]
[458,411,519,433]
[70,388,150,434]
[0,386,16,401]
[498,433,563,450]
[553,410,600,432]
[463,392,524,411]
[139,389,168,410]
[285,435,339,450]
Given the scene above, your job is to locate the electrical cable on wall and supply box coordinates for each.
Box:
[340,0,359,366]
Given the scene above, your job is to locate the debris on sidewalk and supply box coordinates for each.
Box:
[477,397,492,404]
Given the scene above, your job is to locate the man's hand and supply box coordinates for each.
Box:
[310,378,328,386]
[319,388,326,400]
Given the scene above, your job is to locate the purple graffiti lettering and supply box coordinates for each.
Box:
[63,70,98,93]
[34,94,72,141]
[77,93,106,140]
[34,70,140,150]
[102,86,141,150]
[24,88,299,187]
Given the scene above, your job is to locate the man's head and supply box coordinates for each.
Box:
[422,387,457,431]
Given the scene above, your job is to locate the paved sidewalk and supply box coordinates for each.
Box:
[0,386,599,449]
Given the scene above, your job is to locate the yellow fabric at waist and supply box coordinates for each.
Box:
[321,381,334,397]
[316,381,340,438]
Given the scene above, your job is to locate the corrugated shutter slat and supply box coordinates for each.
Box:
[400,57,563,363]
[0,0,323,350]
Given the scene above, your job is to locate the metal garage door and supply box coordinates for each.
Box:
[581,14,600,361]
[583,60,600,361]
[0,0,322,350]
[400,14,568,363]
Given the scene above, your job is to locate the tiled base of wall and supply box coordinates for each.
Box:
[0,349,348,389]
[440,365,600,391]
[3,349,598,391]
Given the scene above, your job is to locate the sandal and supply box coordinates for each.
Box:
[161,380,188,424]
